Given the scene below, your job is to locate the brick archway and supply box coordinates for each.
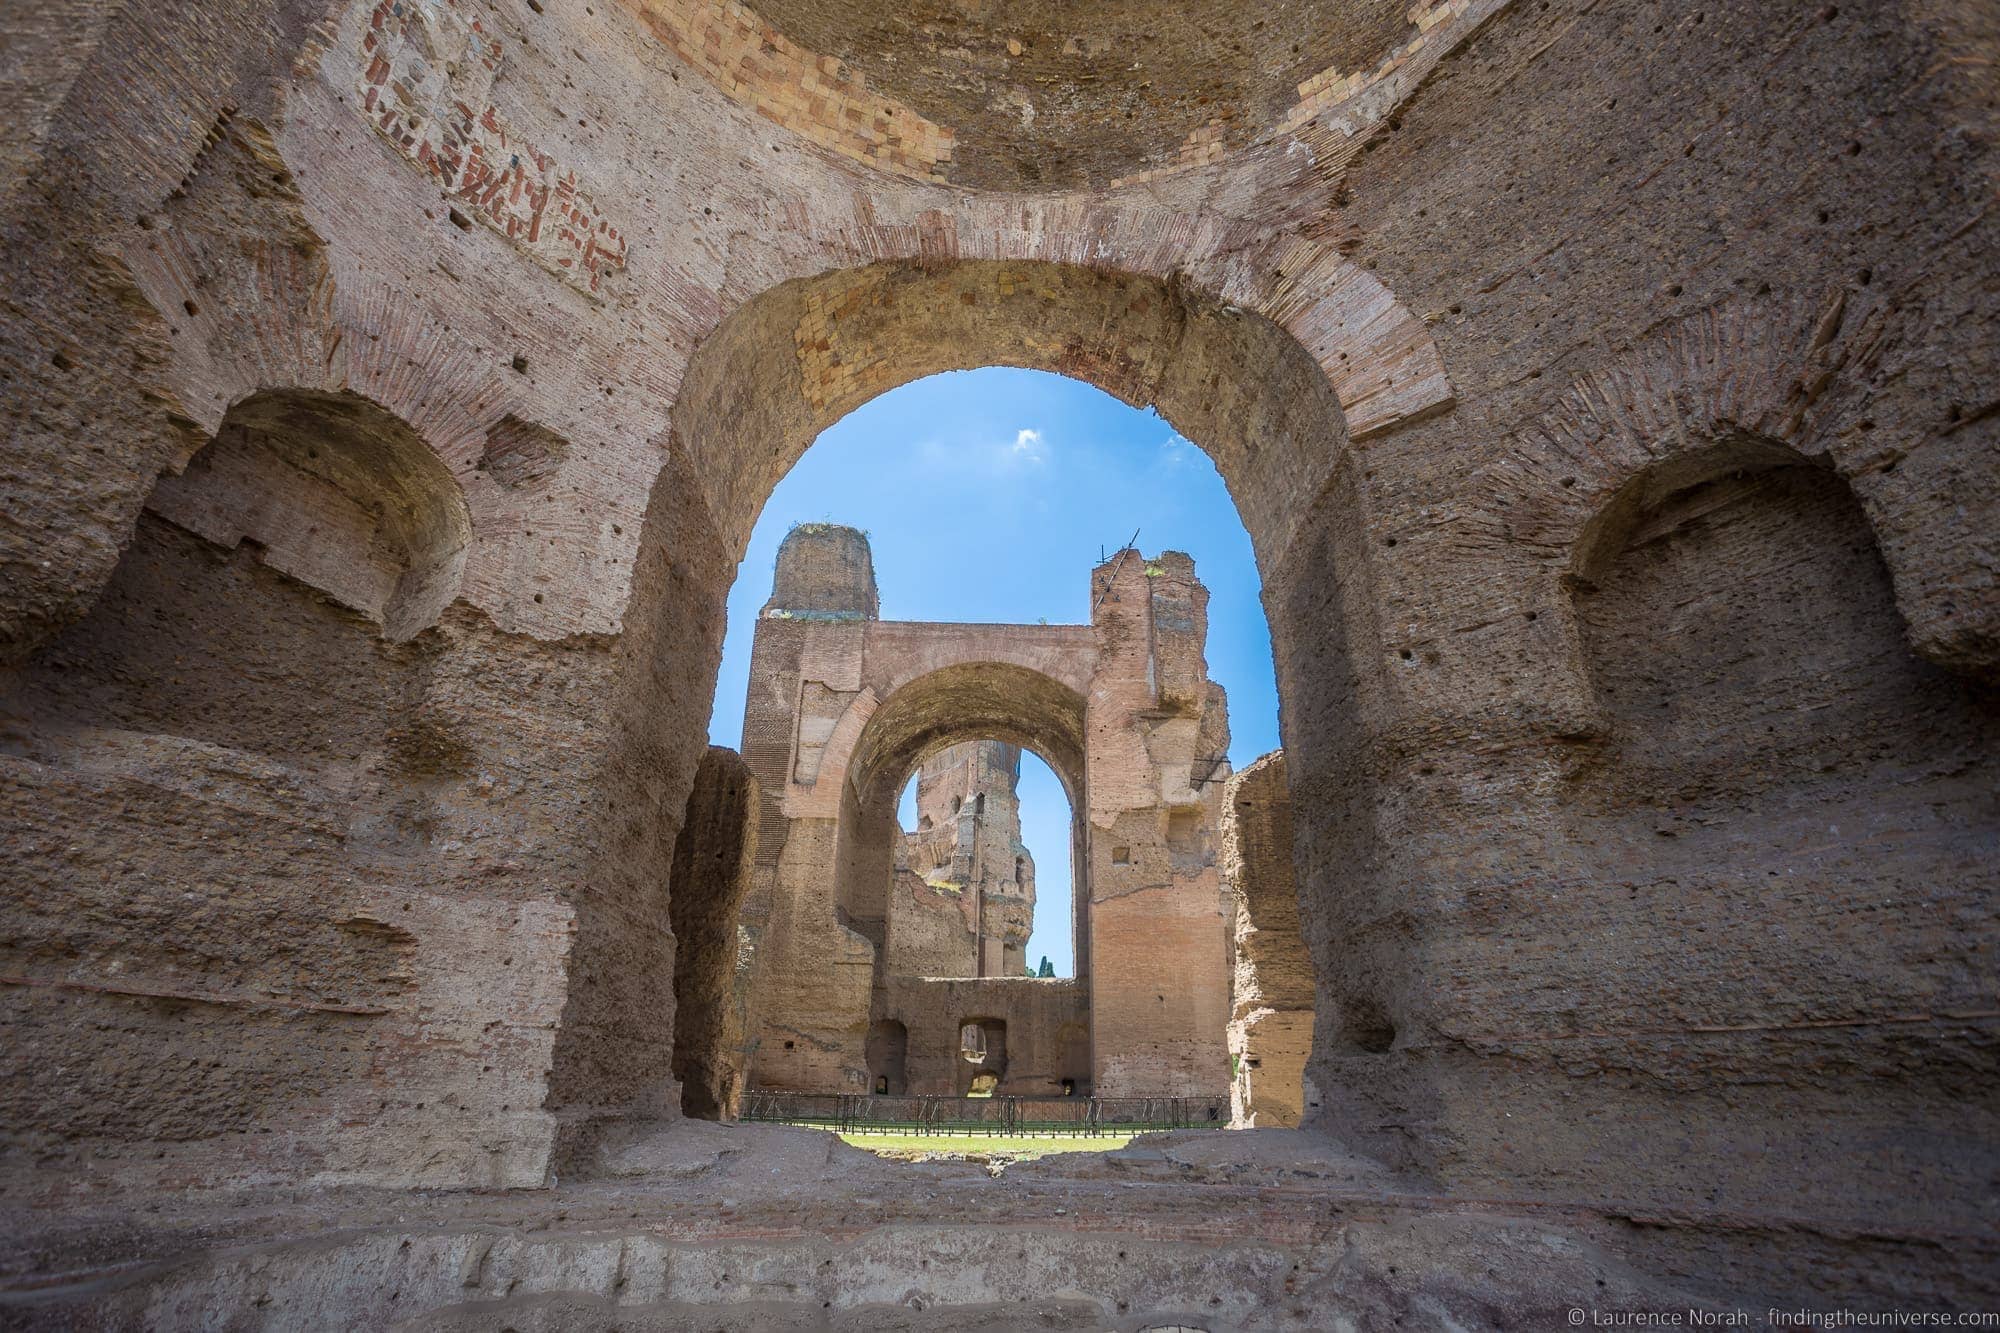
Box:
[572,255,1385,1158]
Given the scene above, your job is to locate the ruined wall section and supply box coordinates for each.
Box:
[739,532,1242,1098]
[882,855,979,979]
[667,747,758,1120]
[877,977,1089,1097]
[0,386,583,1191]
[886,740,1037,979]
[1258,0,2000,1294]
[767,524,880,620]
[1085,550,1234,1098]
[735,526,881,1093]
[1221,751,1314,1128]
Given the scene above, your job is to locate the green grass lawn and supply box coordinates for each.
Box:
[835,1131,1135,1158]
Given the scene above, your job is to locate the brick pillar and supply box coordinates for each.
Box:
[1084,550,1233,1098]
[735,525,879,1093]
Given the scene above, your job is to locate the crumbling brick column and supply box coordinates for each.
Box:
[1221,751,1314,1127]
[1083,550,1233,1098]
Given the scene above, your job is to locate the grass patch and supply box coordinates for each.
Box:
[836,1131,1135,1158]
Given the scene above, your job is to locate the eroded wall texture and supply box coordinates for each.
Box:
[0,0,1994,1313]
[1222,751,1315,1128]
[666,746,758,1119]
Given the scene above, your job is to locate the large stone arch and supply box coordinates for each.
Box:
[668,258,1368,572]
[845,661,1088,809]
[566,252,1392,1159]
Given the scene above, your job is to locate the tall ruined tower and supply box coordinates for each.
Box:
[897,740,1038,978]
[1084,548,1234,1098]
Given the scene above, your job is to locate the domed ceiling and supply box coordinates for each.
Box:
[741,0,1417,190]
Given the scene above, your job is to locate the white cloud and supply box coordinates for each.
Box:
[1160,431,1198,467]
[908,426,1047,476]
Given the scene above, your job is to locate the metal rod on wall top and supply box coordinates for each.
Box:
[1090,528,1141,617]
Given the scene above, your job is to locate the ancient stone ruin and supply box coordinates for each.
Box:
[0,0,1995,1325]
[733,524,1233,1103]
[1223,751,1315,1129]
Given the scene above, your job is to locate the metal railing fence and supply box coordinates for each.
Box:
[740,1091,1227,1135]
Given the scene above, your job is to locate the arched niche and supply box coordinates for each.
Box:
[149,389,471,642]
[0,387,474,1173]
[1554,438,1998,1223]
[6,387,470,765]
[958,1017,1009,1095]
[1565,441,1992,794]
[866,1018,909,1096]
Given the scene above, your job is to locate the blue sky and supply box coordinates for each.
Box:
[706,367,1278,976]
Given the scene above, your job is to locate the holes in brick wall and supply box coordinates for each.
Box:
[146,388,470,640]
[1341,998,1396,1054]
[479,414,569,488]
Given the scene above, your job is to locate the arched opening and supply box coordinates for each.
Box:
[672,344,1318,1127]
[830,658,1088,978]
[866,1019,909,1096]
[589,257,1366,1161]
[740,646,1095,1100]
[890,740,1073,983]
[958,1018,1008,1096]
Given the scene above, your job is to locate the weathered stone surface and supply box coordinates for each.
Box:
[1223,751,1314,1128]
[0,0,1995,1316]
[667,746,758,1119]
